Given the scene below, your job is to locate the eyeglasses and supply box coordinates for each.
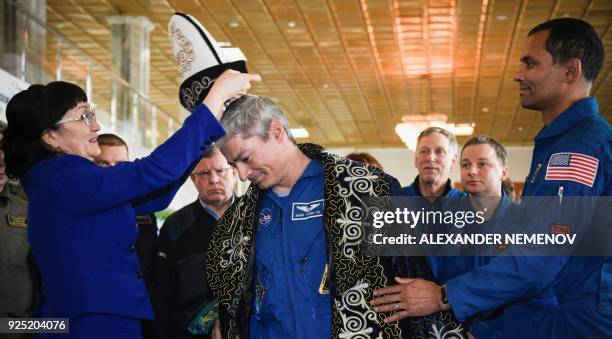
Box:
[55,109,97,126]
[193,167,233,180]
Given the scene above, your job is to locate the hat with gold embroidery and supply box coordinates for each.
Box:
[168,13,247,111]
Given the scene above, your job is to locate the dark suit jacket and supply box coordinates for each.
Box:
[136,213,158,291]
[151,200,224,339]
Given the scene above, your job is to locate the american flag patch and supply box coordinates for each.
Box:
[545,152,599,187]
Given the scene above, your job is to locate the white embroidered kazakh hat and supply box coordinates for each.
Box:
[168,13,247,111]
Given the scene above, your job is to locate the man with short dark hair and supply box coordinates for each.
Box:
[373,18,611,338]
[94,133,130,167]
[436,136,513,339]
[460,136,508,199]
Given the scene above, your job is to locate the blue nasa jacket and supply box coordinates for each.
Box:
[400,175,466,284]
[23,103,224,319]
[431,193,517,339]
[400,175,464,199]
[445,97,612,338]
[250,159,331,339]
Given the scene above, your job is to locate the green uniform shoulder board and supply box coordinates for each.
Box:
[136,215,153,224]
[6,215,28,228]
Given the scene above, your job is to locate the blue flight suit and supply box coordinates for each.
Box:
[445,97,612,338]
[432,193,516,339]
[401,176,465,276]
[395,175,471,337]
[400,175,464,199]
[249,159,332,339]
[431,193,516,282]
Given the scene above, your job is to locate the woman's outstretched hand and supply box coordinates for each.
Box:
[204,69,261,119]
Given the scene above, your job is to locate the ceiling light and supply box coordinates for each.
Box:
[217,41,232,47]
[221,47,246,61]
[395,113,474,151]
[288,21,296,28]
[228,21,239,28]
[291,127,309,138]
[452,123,476,136]
[496,15,508,21]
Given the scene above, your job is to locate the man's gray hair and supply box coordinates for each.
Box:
[217,95,294,148]
[417,126,458,156]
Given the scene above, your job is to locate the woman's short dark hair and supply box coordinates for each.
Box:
[2,81,87,178]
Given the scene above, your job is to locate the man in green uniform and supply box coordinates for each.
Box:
[0,146,39,338]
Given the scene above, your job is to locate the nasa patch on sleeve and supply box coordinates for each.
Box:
[258,207,273,231]
[292,199,324,220]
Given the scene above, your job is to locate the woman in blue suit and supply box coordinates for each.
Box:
[2,70,259,338]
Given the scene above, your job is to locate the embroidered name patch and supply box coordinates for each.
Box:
[292,199,324,220]
[6,215,27,228]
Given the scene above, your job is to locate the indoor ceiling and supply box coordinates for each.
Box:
[44,0,612,148]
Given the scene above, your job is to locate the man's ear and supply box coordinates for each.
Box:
[450,153,458,169]
[563,58,582,82]
[501,166,509,181]
[269,120,285,141]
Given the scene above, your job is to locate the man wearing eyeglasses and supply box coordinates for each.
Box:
[151,146,237,339]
